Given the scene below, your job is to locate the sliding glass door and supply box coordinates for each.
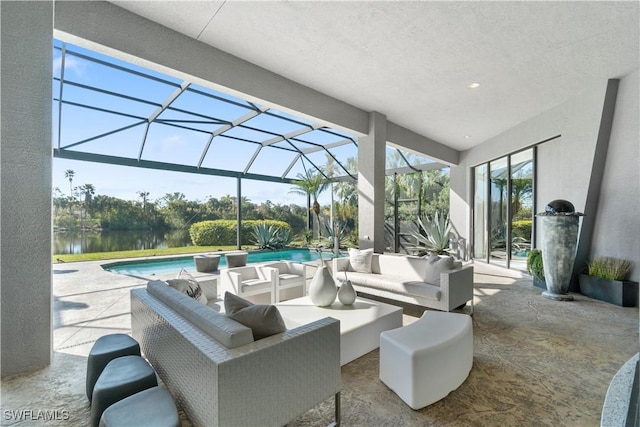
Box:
[473,148,535,271]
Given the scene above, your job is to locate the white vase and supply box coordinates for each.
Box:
[338,280,356,306]
[309,265,337,307]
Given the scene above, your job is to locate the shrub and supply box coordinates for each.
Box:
[190,219,292,246]
[526,249,544,281]
[587,257,632,281]
[511,220,532,240]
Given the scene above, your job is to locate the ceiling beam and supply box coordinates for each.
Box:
[54,148,296,184]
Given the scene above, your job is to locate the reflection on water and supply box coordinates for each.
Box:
[53,229,192,254]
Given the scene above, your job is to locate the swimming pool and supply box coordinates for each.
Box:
[103,248,339,276]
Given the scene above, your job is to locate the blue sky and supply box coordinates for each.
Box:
[51,40,437,206]
[51,40,351,206]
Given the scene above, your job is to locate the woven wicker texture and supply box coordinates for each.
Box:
[131,289,341,427]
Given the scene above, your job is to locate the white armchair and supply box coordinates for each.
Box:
[261,261,307,303]
[220,265,278,304]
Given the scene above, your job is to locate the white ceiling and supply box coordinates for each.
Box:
[110,1,638,151]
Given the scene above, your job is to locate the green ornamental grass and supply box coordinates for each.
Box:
[587,257,632,281]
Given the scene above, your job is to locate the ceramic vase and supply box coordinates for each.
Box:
[309,265,337,307]
[338,280,356,305]
[540,215,580,301]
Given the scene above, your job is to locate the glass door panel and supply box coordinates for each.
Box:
[490,158,508,267]
[510,149,534,272]
[473,164,488,259]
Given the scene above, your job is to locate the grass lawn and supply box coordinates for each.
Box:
[53,245,255,263]
[53,241,309,263]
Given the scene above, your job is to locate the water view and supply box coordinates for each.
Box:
[53,229,192,254]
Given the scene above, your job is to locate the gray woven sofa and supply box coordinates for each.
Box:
[131,281,341,427]
[333,253,474,313]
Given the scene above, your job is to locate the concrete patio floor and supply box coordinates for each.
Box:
[1,258,638,426]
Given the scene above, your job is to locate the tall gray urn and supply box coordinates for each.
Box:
[538,200,584,301]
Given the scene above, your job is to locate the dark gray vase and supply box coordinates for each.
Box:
[540,215,580,301]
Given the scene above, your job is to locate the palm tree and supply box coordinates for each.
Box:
[64,169,75,227]
[77,184,96,229]
[289,169,329,239]
[64,169,75,197]
[137,191,150,227]
[80,183,96,206]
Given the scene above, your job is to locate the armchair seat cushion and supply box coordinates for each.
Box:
[279,273,302,284]
[240,279,272,291]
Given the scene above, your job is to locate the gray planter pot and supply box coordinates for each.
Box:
[578,274,639,307]
[533,277,547,289]
[540,215,580,301]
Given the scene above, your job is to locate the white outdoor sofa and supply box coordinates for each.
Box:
[131,281,341,427]
[333,253,474,313]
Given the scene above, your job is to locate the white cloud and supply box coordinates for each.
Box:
[53,56,88,79]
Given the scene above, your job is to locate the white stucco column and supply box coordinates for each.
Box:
[357,112,387,252]
[1,1,53,377]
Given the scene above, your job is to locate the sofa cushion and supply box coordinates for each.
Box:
[348,248,374,273]
[376,254,427,282]
[147,281,253,348]
[224,292,287,340]
[345,272,441,301]
[423,254,454,286]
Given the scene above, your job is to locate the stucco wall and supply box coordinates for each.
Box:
[590,69,640,281]
[450,75,639,282]
[1,1,53,377]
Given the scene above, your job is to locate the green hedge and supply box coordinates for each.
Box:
[190,220,293,246]
[512,219,532,240]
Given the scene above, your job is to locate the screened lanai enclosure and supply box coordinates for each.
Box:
[52,39,448,250]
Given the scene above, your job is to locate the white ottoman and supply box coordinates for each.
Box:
[379,311,473,410]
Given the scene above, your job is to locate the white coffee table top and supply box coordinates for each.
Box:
[276,295,402,333]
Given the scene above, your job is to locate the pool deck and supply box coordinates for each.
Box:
[53,255,325,357]
[54,259,148,357]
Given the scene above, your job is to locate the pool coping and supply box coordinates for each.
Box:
[101,248,343,273]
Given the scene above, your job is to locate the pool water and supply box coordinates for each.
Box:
[103,248,338,276]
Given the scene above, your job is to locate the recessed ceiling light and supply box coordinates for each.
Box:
[464,135,471,139]
[468,82,480,89]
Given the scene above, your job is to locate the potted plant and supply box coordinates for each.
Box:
[526,249,546,289]
[578,257,638,307]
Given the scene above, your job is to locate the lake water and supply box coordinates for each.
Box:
[53,229,192,254]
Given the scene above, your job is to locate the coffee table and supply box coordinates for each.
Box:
[276,296,403,365]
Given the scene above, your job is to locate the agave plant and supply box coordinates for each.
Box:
[252,223,292,250]
[411,211,451,255]
[272,226,293,248]
[322,220,349,249]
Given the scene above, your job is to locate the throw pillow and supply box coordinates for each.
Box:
[423,253,454,286]
[167,269,207,304]
[224,292,286,340]
[348,248,374,273]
